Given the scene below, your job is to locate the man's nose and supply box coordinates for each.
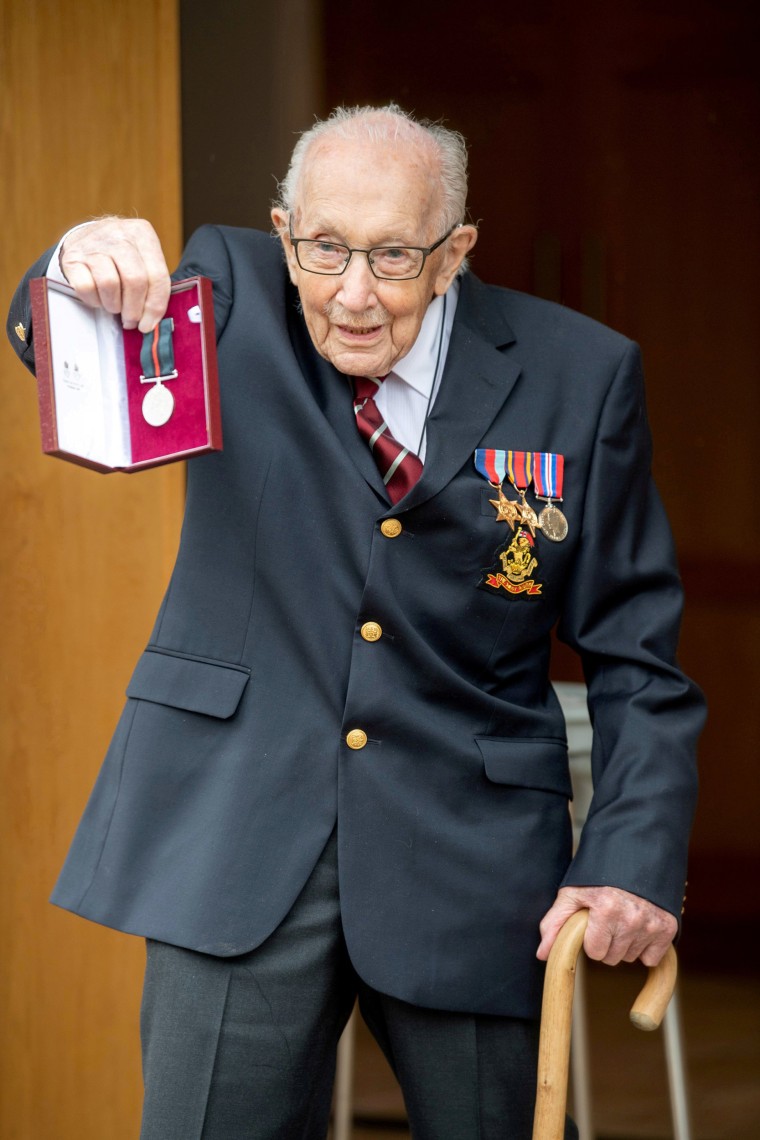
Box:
[335,253,378,310]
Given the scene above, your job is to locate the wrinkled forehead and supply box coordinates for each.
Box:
[293,135,444,237]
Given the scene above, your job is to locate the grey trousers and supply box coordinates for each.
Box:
[140,832,577,1139]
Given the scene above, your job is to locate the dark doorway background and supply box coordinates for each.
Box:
[181,0,760,958]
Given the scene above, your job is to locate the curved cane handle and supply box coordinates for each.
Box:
[532,909,678,1140]
[630,942,678,1030]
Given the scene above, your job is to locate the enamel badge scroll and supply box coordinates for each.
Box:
[482,527,543,596]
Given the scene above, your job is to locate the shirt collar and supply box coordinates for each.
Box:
[391,278,460,396]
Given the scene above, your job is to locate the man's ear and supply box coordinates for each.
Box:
[271,208,299,286]
[433,224,479,295]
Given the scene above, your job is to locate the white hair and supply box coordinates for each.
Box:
[275,103,470,233]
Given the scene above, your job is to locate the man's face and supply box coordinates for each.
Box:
[271,137,477,376]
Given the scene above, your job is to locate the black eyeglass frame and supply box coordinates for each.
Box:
[287,219,460,280]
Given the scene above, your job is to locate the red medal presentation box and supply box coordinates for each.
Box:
[29,276,222,472]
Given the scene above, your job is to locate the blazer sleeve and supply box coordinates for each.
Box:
[6,246,58,374]
[557,340,705,919]
[171,224,235,344]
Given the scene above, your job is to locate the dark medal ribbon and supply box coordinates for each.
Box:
[140,318,178,427]
[533,452,568,542]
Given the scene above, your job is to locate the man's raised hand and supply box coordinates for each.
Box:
[59,217,171,333]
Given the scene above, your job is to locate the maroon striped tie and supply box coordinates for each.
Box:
[352,376,423,503]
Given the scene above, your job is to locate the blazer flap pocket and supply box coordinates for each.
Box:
[126,649,250,719]
[475,737,572,797]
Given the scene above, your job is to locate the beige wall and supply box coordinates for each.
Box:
[0,2,184,1135]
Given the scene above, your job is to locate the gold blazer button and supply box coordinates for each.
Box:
[346,729,368,750]
[360,622,383,642]
[381,519,402,538]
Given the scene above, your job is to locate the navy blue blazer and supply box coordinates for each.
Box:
[7,227,704,1018]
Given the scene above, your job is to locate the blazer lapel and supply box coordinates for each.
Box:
[286,291,390,501]
[401,273,521,512]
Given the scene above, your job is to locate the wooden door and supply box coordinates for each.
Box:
[0,2,183,1135]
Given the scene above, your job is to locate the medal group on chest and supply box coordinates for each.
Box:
[474,449,568,598]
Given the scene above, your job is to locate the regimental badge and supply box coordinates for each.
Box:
[479,528,543,597]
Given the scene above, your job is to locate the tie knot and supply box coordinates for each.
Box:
[352,375,386,404]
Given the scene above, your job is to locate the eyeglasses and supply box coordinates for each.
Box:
[288,220,459,280]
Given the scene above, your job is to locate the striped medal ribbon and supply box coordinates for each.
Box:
[506,450,538,536]
[474,449,522,530]
[140,317,178,427]
[533,452,568,542]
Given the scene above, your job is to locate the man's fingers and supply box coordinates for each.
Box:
[585,928,672,967]
[66,251,147,327]
[139,272,172,334]
[536,897,577,960]
[87,252,132,316]
[581,916,620,964]
[118,222,171,330]
[581,892,677,966]
[59,217,171,331]
[638,934,675,968]
[61,262,100,310]
[537,886,677,968]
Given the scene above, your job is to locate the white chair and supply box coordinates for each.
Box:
[332,683,693,1140]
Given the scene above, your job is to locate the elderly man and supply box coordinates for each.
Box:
[7,105,703,1139]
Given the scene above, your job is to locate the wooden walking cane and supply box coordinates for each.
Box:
[532,909,678,1139]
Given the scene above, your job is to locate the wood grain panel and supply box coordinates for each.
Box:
[0,2,183,1135]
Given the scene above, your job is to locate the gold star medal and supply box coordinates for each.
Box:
[475,449,521,528]
[506,450,538,537]
[488,487,522,530]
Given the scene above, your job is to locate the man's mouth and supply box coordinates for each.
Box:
[337,323,383,337]
[323,301,390,341]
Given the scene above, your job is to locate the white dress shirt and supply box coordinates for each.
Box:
[47,228,84,286]
[373,279,459,463]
